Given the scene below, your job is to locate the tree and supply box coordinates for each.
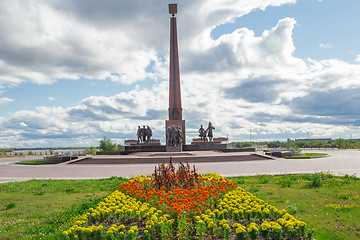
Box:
[90,146,97,155]
[332,138,346,149]
[99,137,118,152]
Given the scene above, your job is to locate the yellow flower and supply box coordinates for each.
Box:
[223,224,230,229]
[261,224,268,231]
[208,222,215,228]
[235,227,246,234]
[118,225,125,231]
[233,223,241,228]
[247,222,259,232]
[263,208,270,214]
[130,226,138,231]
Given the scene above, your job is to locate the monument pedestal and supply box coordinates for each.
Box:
[191,137,228,145]
[124,139,161,146]
[166,145,182,152]
[186,137,229,151]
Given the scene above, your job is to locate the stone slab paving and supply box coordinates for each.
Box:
[0,150,359,183]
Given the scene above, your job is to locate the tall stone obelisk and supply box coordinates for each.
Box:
[166,4,186,152]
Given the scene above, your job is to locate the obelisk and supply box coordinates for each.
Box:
[165,4,186,152]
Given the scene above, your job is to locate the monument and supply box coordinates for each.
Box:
[191,122,229,146]
[124,4,228,153]
[124,125,161,147]
[198,122,216,142]
[165,4,186,152]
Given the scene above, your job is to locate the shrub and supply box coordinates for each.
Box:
[278,179,293,188]
[257,175,270,184]
[90,146,97,155]
[287,203,301,215]
[6,202,16,210]
[153,158,200,190]
[307,173,322,188]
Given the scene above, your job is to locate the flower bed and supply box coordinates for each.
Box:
[61,161,314,239]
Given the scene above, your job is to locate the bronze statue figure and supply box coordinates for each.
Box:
[146,125,152,142]
[137,126,142,143]
[199,124,207,142]
[198,122,215,142]
[136,125,153,144]
[206,122,215,141]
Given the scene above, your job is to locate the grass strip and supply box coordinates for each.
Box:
[283,153,329,159]
[16,159,58,165]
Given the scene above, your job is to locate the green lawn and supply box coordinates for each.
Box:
[229,173,360,239]
[283,153,329,158]
[16,159,57,165]
[0,173,359,239]
[0,177,127,240]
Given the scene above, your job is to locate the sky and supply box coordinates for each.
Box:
[0,0,360,148]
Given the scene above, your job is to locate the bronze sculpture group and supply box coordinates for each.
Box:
[135,122,215,146]
[137,125,153,143]
[166,126,183,146]
[199,122,215,142]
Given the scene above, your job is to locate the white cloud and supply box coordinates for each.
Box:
[48,97,56,101]
[0,0,299,90]
[1,0,360,147]
[356,54,360,62]
[319,43,333,48]
[19,122,28,127]
[0,97,13,104]
[0,1,161,88]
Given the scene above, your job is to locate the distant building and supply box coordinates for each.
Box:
[295,138,332,142]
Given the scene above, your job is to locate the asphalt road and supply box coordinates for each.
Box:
[0,150,359,183]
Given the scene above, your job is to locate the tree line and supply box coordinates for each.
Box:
[229,138,360,149]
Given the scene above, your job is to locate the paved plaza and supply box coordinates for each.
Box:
[0,150,359,183]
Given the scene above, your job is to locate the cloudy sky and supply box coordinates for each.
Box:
[1,0,360,148]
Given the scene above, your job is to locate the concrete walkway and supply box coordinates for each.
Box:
[0,150,359,183]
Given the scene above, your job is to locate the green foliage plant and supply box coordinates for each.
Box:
[153,158,200,190]
[99,137,118,152]
[6,202,16,210]
[257,175,270,184]
[278,179,292,188]
[90,146,97,155]
[307,173,322,188]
